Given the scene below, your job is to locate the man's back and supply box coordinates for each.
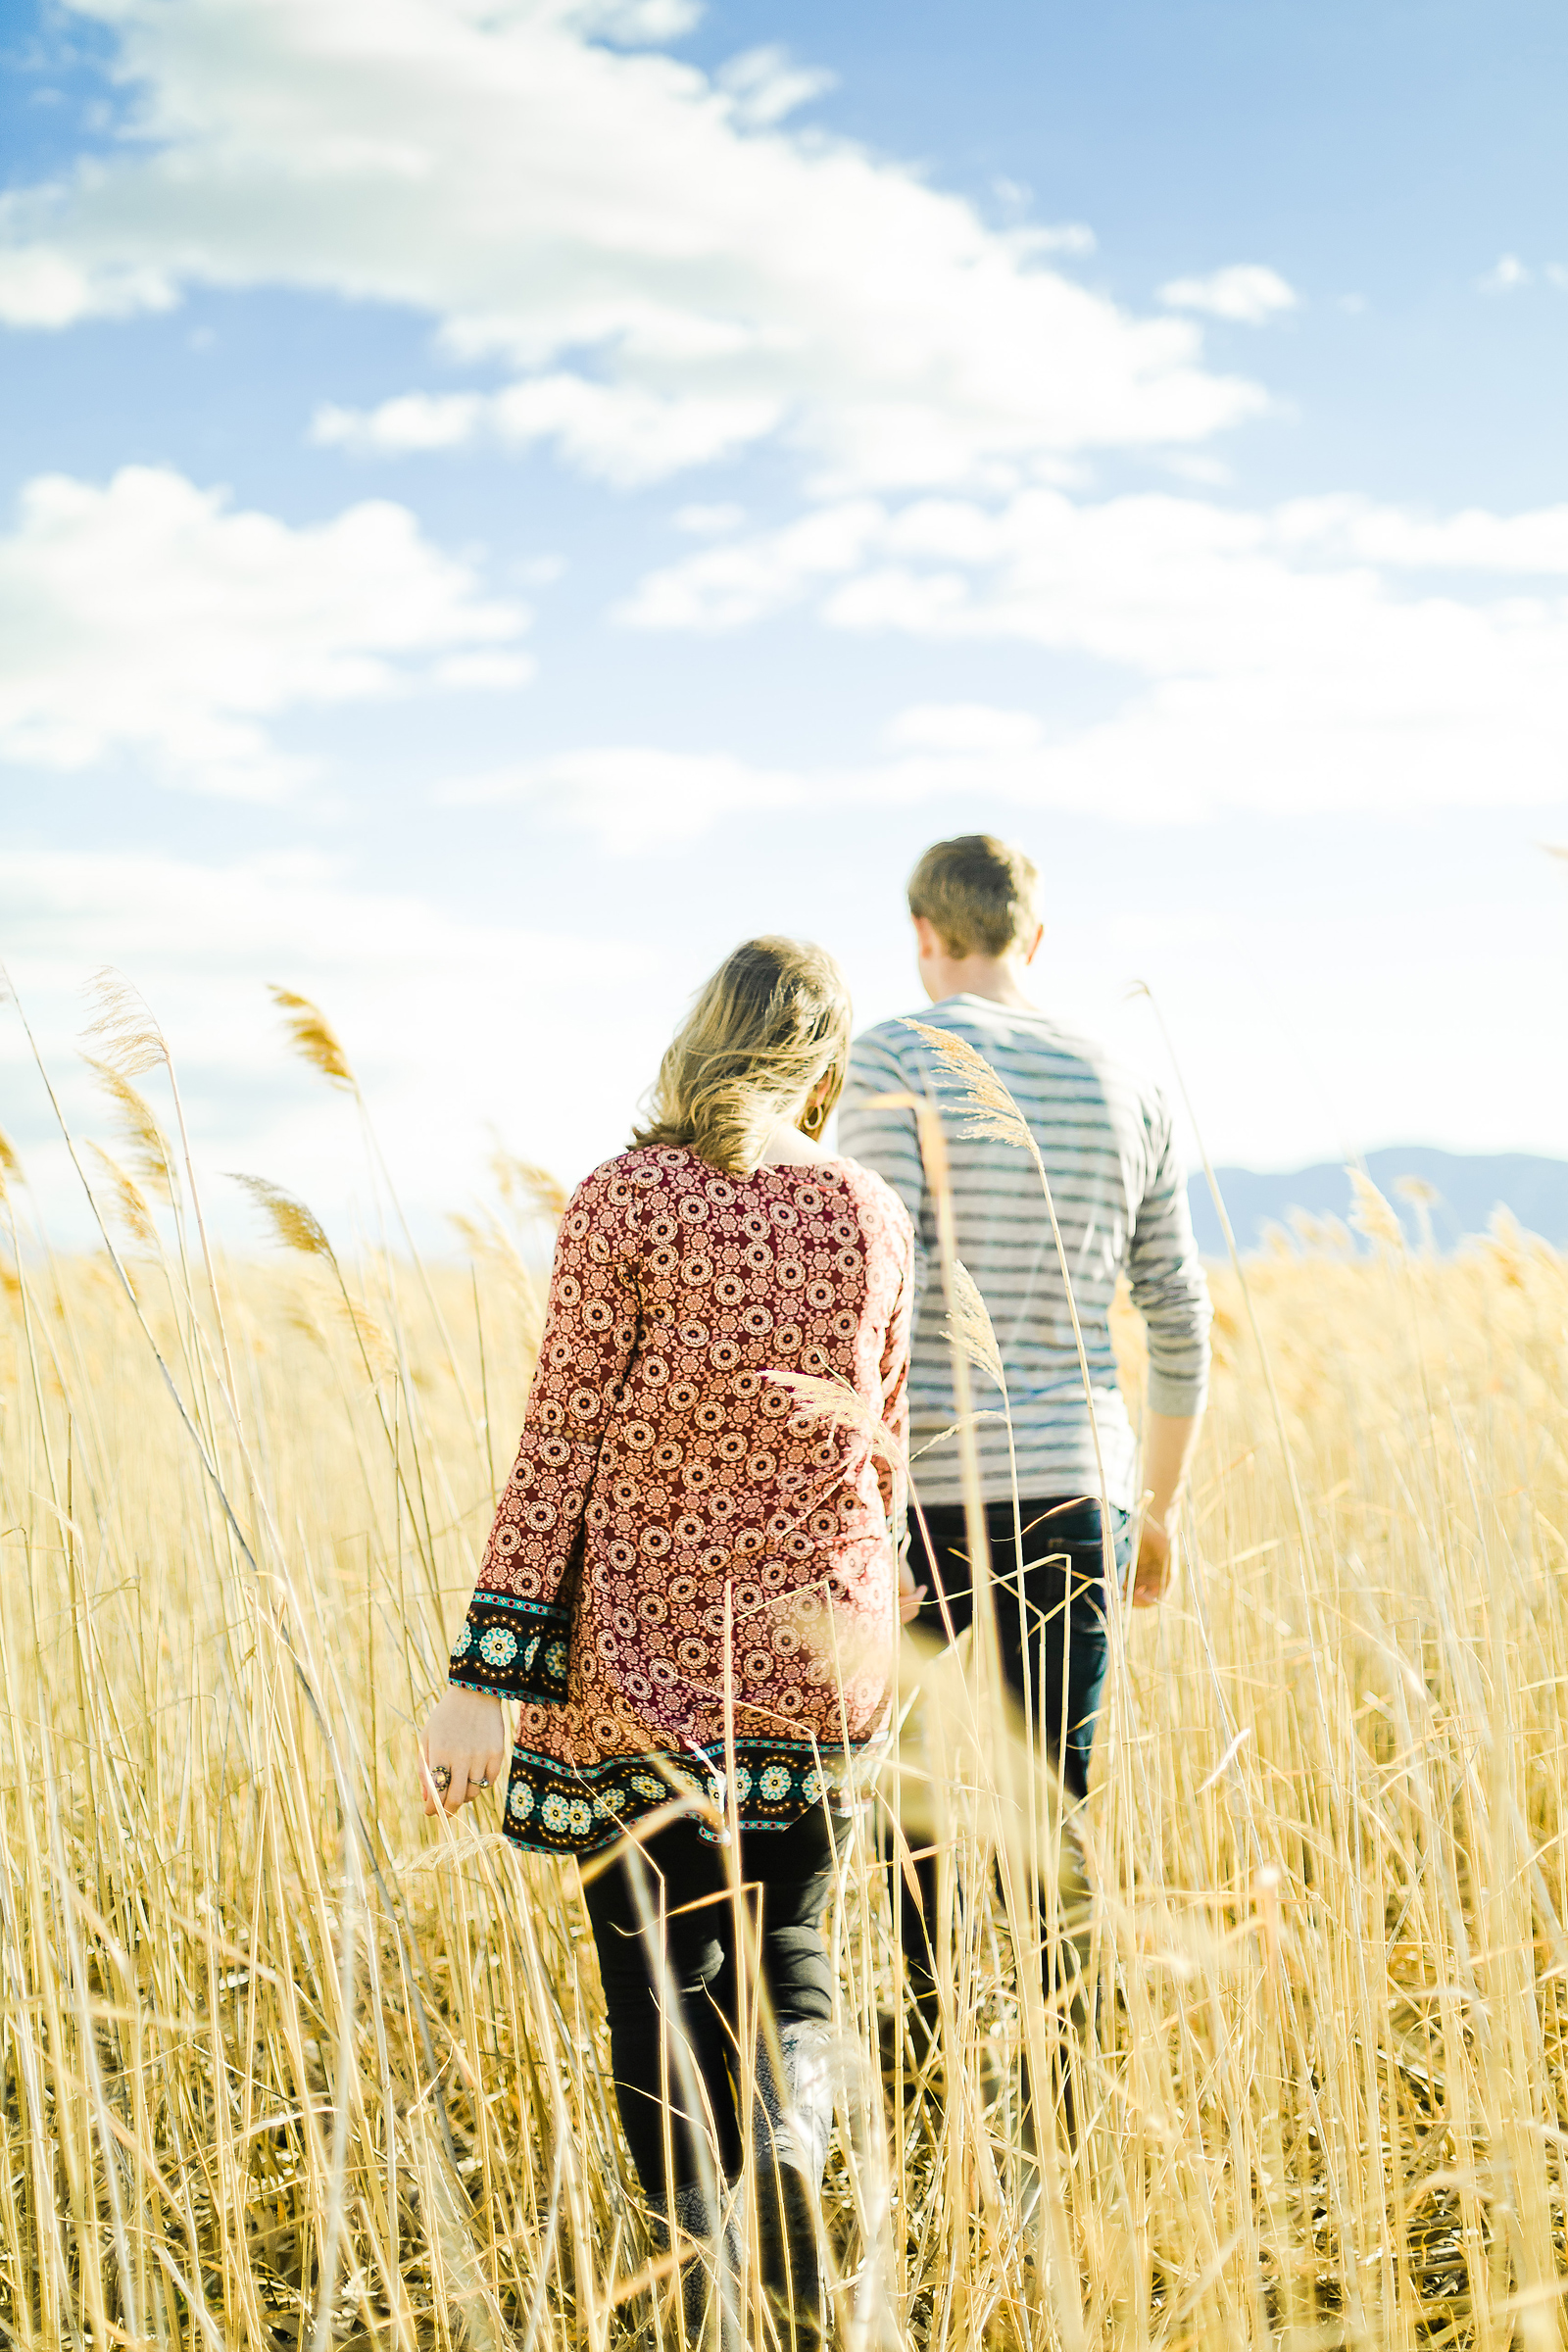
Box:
[837,994,1210,1511]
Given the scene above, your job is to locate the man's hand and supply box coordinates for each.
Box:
[419,1689,508,1817]
[897,1554,928,1624]
[1131,1515,1172,1608]
[1134,1409,1201,1609]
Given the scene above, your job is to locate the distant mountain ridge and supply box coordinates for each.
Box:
[1186,1147,1568,1257]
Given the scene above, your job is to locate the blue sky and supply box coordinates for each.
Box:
[1,0,1564,1241]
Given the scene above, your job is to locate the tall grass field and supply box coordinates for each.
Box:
[2,990,1564,2350]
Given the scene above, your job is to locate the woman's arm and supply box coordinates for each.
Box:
[423,1164,639,1813]
[447,1160,640,1707]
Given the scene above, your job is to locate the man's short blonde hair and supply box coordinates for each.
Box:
[907,834,1040,958]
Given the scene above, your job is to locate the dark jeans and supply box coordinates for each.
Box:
[899,1494,1128,2017]
[583,1805,838,2201]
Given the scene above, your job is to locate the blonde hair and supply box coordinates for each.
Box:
[634,938,852,1178]
[907,832,1040,957]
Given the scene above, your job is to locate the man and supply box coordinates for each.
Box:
[837,832,1211,2049]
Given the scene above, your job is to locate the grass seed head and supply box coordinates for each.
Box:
[947,1258,1005,1391]
[761,1366,903,1467]
[1347,1167,1406,1251]
[489,1145,569,1222]
[1486,1205,1531,1289]
[80,967,169,1078]
[0,1124,20,1202]
[339,1295,397,1383]
[270,988,357,1094]
[86,1142,160,1250]
[228,1173,337,1262]
[81,1056,177,1204]
[903,1019,1035,1153]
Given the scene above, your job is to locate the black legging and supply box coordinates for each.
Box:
[583,1804,838,2201]
[898,1494,1126,2011]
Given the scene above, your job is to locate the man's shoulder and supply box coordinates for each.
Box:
[877,1000,1155,1094]
[847,1013,925,1068]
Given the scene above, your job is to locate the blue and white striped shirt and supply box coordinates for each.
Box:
[836,996,1211,1511]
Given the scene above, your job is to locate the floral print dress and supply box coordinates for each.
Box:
[450,1145,914,1857]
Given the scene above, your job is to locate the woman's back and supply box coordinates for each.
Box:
[451,1142,912,1852]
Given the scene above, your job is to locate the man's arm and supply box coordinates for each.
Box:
[1125,1095,1212,1607]
[836,1028,931,1307]
[1131,1410,1201,1605]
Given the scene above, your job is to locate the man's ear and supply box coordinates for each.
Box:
[1021,921,1044,968]
[911,914,942,960]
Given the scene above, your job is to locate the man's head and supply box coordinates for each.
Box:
[906,834,1043,1004]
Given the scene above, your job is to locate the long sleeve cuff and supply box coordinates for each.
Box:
[450,1592,571,1704]
[1146,1365,1209,1418]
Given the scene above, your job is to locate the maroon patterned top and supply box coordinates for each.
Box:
[451,1145,914,1855]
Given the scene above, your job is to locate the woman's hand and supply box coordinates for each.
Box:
[419,1689,508,1817]
[897,1554,927,1625]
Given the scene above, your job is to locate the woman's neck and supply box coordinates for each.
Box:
[756,1117,835,1167]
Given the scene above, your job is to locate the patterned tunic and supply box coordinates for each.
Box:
[450,1146,914,1857]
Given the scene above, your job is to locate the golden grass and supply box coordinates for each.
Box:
[2,1152,1566,2347]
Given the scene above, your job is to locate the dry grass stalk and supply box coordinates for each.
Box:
[1,985,1566,2349]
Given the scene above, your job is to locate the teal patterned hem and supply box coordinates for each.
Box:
[450,1592,570,1703]
[499,1736,874,1858]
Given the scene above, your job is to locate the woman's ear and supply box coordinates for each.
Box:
[799,1074,832,1137]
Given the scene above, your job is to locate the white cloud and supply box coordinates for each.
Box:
[885,704,1042,754]
[1015,222,1097,257]
[314,373,783,485]
[673,502,747,536]
[1478,253,1531,293]
[1274,493,1568,571]
[438,745,803,850]
[1161,451,1233,487]
[0,465,529,795]
[617,498,885,628]
[569,0,705,42]
[716,45,835,127]
[0,846,654,1234]
[1159,265,1298,324]
[0,0,1262,490]
[612,483,1568,820]
[0,246,176,327]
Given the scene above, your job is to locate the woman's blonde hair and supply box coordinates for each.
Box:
[633,938,853,1178]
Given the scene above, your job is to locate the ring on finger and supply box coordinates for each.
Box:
[430,1762,452,1796]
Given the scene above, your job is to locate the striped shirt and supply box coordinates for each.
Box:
[836,996,1211,1511]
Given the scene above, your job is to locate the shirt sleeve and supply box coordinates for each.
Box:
[449,1160,640,1703]
[1125,1092,1212,1420]
[837,1026,932,1311]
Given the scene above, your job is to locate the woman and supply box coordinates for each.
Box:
[421,937,915,2349]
